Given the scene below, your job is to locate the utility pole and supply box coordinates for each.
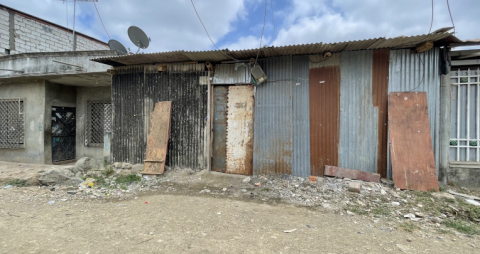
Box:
[58,0,98,51]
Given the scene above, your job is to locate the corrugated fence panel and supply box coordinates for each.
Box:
[292,55,311,177]
[339,50,379,173]
[111,67,208,169]
[253,56,293,175]
[213,64,251,84]
[388,48,440,177]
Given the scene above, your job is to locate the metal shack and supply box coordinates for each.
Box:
[93,32,471,179]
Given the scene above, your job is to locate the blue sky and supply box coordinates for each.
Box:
[1,0,479,52]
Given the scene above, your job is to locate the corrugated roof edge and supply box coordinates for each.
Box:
[92,33,463,67]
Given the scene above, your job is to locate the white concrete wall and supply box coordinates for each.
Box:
[0,81,46,164]
[0,8,108,54]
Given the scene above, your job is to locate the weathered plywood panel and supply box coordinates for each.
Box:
[226,85,254,175]
[212,86,228,172]
[388,92,439,191]
[142,101,172,175]
[309,66,340,176]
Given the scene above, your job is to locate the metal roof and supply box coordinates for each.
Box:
[92,33,461,66]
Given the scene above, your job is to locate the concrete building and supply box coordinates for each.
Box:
[0,4,109,55]
[0,50,122,164]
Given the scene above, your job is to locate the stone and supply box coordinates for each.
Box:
[39,169,76,186]
[73,157,100,174]
[131,164,144,174]
[391,202,400,206]
[67,190,77,195]
[348,182,362,193]
[114,162,122,168]
[122,162,133,169]
[404,213,416,219]
[396,244,410,253]
[414,212,426,218]
[431,192,455,200]
[242,177,251,183]
[390,190,401,198]
[63,177,84,187]
[346,210,355,216]
[380,178,394,186]
[380,189,387,195]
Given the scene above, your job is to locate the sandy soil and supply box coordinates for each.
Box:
[1,185,479,254]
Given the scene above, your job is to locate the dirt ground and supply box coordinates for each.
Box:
[1,162,480,253]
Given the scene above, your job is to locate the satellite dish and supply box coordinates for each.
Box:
[128,26,150,53]
[108,39,128,54]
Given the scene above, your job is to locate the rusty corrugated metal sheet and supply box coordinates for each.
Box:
[253,56,293,175]
[292,55,311,177]
[167,63,204,72]
[93,33,456,66]
[226,85,254,175]
[388,48,440,178]
[338,50,378,174]
[309,65,341,176]
[372,49,390,178]
[213,63,251,84]
[212,86,228,172]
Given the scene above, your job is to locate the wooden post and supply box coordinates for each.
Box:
[206,70,212,171]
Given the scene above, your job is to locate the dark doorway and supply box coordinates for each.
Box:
[52,106,76,163]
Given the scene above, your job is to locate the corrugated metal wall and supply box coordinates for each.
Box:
[292,55,311,177]
[111,66,208,169]
[253,55,311,176]
[388,48,440,177]
[253,56,293,175]
[338,50,379,173]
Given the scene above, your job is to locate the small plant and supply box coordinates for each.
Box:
[7,179,27,187]
[371,206,391,216]
[103,167,114,177]
[439,186,446,192]
[447,181,456,187]
[346,205,368,216]
[443,219,480,235]
[466,205,480,221]
[398,221,419,233]
[261,188,270,192]
[115,174,141,185]
[437,228,452,235]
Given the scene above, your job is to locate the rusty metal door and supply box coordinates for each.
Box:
[212,86,228,172]
[309,67,341,176]
[226,85,255,175]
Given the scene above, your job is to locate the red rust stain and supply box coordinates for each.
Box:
[309,66,340,176]
[372,49,390,178]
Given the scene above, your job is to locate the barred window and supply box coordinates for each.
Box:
[0,98,25,149]
[85,100,112,146]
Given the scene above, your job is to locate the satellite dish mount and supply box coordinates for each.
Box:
[128,26,150,53]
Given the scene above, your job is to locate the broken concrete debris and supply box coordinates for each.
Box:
[348,181,362,193]
[324,165,380,183]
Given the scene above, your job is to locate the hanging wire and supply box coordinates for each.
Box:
[255,0,268,65]
[93,1,110,39]
[446,0,456,35]
[409,0,434,92]
[190,0,238,60]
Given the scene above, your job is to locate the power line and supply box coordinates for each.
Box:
[428,0,434,34]
[255,0,268,64]
[446,0,455,35]
[190,0,237,60]
[93,1,110,39]
[270,0,275,43]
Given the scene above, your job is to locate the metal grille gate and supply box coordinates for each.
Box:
[85,100,112,146]
[52,106,76,162]
[0,98,25,149]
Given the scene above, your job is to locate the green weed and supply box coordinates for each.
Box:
[115,174,141,185]
[443,219,480,235]
[398,221,419,233]
[7,179,27,187]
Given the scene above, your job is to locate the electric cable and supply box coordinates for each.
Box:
[65,1,68,29]
[190,0,238,60]
[446,0,455,35]
[255,0,268,65]
[93,1,110,40]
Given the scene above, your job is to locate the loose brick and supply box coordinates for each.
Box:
[324,165,381,183]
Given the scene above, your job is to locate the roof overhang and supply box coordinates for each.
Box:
[0,50,125,86]
[92,32,464,67]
